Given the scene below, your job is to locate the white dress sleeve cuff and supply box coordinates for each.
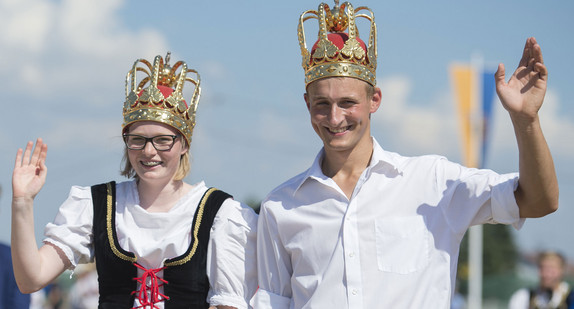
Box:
[210,293,251,309]
[250,289,291,309]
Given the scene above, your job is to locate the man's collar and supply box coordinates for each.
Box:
[293,137,403,194]
[369,138,403,173]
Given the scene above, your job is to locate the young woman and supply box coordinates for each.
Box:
[11,54,257,309]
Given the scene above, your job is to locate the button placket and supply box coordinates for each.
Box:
[342,198,363,307]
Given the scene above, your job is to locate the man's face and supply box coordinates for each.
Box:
[539,256,564,290]
[305,77,381,154]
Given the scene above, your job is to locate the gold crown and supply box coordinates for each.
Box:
[122,52,201,146]
[298,0,377,86]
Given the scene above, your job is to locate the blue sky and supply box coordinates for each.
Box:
[0,0,573,260]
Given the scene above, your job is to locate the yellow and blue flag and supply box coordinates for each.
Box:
[449,63,496,168]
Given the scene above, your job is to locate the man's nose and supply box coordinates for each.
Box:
[328,104,344,125]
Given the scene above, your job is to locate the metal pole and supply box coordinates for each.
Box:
[468,224,483,309]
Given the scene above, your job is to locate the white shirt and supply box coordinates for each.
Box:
[252,138,523,309]
[44,180,258,309]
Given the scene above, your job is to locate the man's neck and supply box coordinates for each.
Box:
[321,139,374,199]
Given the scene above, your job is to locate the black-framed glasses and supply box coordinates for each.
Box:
[123,134,179,151]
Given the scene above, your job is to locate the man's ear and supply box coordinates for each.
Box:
[370,87,382,113]
[304,93,310,111]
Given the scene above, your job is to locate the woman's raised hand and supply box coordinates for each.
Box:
[12,138,48,201]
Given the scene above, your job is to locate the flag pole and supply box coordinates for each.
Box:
[450,53,485,309]
[467,53,484,309]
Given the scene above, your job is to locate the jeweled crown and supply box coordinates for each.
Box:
[122,53,201,146]
[298,0,377,86]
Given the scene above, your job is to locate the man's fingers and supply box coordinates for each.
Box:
[518,38,531,68]
[532,41,544,65]
[535,62,548,82]
[495,63,506,86]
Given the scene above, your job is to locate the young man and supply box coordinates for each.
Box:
[509,251,574,309]
[252,1,558,308]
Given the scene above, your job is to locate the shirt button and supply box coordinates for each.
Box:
[352,289,358,295]
[349,252,355,258]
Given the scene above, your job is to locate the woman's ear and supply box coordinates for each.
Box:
[180,138,189,155]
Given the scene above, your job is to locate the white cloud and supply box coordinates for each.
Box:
[0,0,54,52]
[200,60,231,82]
[0,0,168,102]
[259,109,303,146]
[0,0,176,161]
[373,76,574,168]
[489,88,574,164]
[373,76,459,156]
[56,0,166,59]
[19,63,44,86]
[43,119,121,149]
[538,90,574,157]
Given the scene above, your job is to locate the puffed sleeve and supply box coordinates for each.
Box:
[206,198,258,309]
[43,185,95,268]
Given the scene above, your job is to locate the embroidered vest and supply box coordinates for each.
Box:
[528,286,574,309]
[91,181,230,309]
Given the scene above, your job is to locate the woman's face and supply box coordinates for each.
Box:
[125,121,188,183]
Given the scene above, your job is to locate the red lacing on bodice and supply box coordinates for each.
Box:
[131,263,169,309]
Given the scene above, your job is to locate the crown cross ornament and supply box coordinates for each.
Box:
[298,0,377,86]
[123,52,201,146]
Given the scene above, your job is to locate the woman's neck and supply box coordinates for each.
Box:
[136,178,190,212]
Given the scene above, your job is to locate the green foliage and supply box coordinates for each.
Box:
[482,224,518,275]
[457,224,519,299]
[244,196,261,214]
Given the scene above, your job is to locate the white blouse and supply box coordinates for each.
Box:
[44,180,258,309]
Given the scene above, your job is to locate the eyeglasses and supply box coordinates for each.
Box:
[123,134,179,151]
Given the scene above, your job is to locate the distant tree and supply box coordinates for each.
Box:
[482,224,518,274]
[457,224,519,299]
[245,197,261,214]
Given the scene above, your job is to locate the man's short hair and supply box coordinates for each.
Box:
[306,77,377,100]
[537,251,566,267]
[365,83,375,99]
